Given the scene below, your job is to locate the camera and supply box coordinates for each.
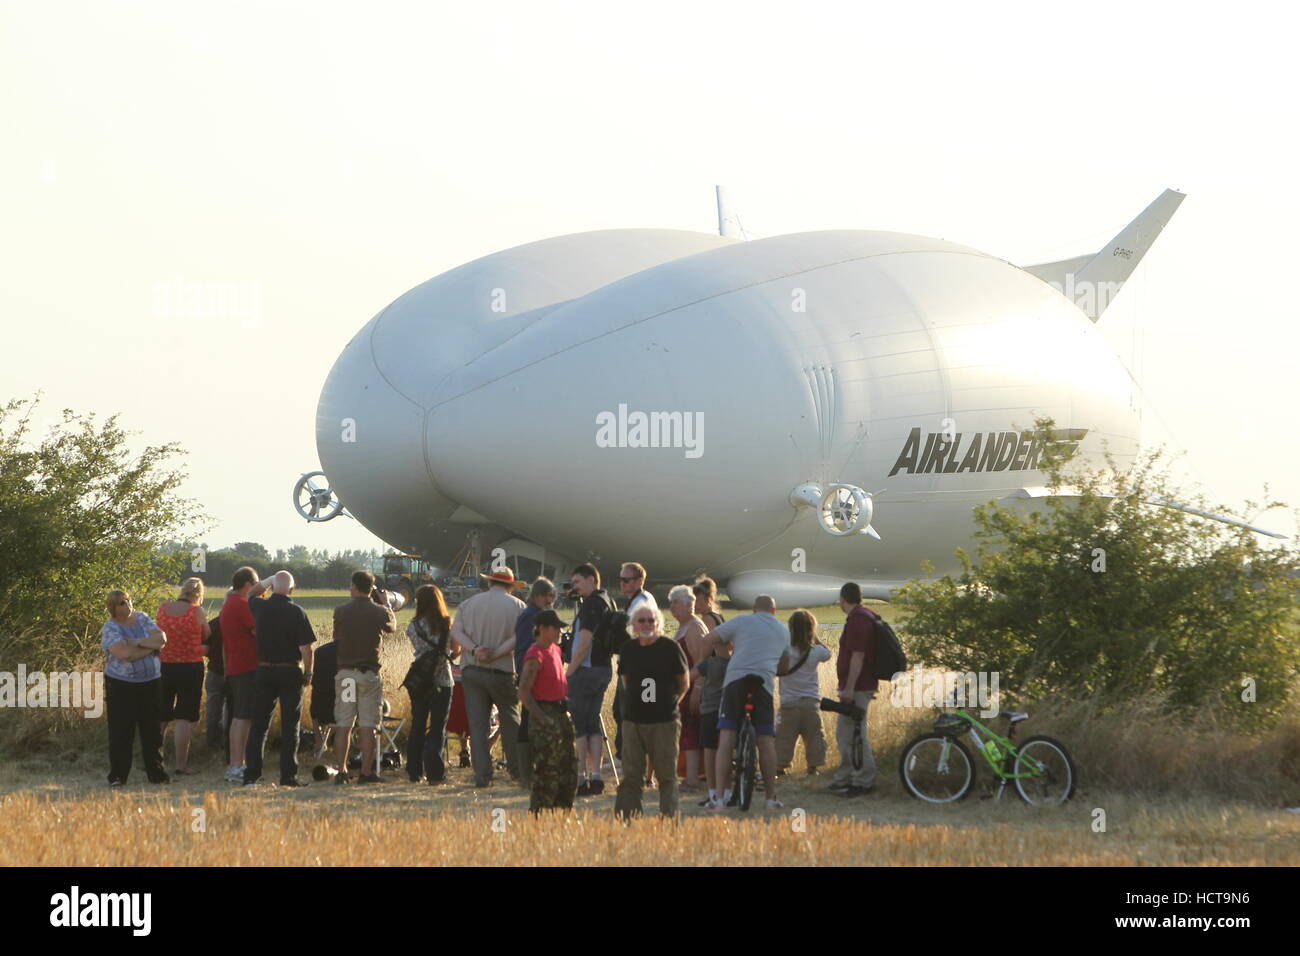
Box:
[819,697,865,722]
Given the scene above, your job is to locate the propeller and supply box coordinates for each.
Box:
[293,470,346,522]
[818,484,882,538]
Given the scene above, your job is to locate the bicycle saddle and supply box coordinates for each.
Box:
[999,711,1029,723]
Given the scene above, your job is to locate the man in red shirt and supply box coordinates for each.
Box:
[831,582,877,797]
[218,566,272,782]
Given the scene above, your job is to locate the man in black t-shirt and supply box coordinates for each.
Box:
[243,571,316,787]
[565,564,617,795]
[614,603,687,820]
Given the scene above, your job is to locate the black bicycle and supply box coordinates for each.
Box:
[730,675,763,811]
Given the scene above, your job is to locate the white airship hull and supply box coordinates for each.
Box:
[317,227,1140,603]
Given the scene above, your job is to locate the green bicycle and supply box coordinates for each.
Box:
[899,709,1076,806]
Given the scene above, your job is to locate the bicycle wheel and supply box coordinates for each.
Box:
[737,723,758,811]
[899,734,975,803]
[1012,735,1076,805]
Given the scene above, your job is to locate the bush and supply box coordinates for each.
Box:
[893,418,1300,728]
[0,395,205,668]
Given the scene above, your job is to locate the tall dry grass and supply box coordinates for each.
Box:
[3,790,1295,866]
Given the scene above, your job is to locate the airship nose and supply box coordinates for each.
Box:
[316,320,458,552]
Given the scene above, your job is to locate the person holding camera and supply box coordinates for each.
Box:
[830,582,877,797]
[775,609,831,777]
[614,603,688,820]
[517,608,577,812]
[564,564,617,795]
[332,570,397,784]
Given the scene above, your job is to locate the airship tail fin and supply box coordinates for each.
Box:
[1024,188,1185,322]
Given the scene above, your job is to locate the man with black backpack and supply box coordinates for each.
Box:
[564,564,619,795]
[831,582,878,797]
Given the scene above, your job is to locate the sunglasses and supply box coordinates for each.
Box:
[634,616,655,624]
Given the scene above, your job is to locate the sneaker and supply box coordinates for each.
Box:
[703,798,727,812]
[765,798,785,810]
[458,752,471,768]
[358,773,381,784]
[279,778,306,788]
[589,778,605,795]
[840,784,875,798]
[242,780,258,788]
[827,778,852,792]
[806,767,821,777]
[697,796,714,808]
[334,770,352,785]
[149,773,171,785]
[174,767,198,777]
[108,778,124,788]
[576,780,592,797]
[224,766,244,783]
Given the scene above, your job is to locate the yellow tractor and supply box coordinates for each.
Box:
[378,552,436,604]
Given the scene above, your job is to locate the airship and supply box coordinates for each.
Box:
[294,188,1281,606]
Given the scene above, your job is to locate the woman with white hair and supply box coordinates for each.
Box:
[668,584,710,792]
[157,577,211,776]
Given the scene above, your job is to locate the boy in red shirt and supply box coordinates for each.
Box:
[517,609,577,812]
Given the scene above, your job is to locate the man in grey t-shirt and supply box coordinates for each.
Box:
[701,595,790,810]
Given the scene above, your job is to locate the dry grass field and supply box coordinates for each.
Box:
[4,592,1298,865]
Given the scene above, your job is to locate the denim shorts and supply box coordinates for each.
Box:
[567,665,611,737]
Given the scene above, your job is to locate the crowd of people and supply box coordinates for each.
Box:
[99,561,883,816]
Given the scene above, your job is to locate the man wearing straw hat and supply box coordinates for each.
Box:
[451,567,526,787]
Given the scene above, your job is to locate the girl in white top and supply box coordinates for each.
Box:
[775,610,832,775]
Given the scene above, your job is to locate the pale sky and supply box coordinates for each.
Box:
[3,0,1297,555]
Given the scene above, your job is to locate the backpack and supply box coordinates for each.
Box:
[864,608,907,680]
[589,590,629,660]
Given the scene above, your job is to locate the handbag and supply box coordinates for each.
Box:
[402,620,448,696]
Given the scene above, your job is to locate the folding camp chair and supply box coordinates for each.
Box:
[379,701,406,771]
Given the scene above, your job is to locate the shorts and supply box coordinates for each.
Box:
[717,678,775,737]
[567,665,611,738]
[699,711,720,750]
[334,668,383,729]
[160,661,204,722]
[227,671,257,720]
